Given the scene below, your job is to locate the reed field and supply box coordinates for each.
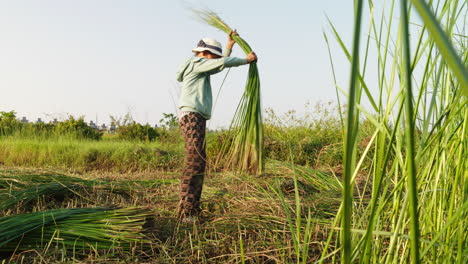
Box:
[0,103,347,263]
[1,0,467,263]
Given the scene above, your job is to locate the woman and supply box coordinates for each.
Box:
[176,31,257,220]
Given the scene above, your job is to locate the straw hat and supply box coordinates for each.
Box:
[192,38,223,57]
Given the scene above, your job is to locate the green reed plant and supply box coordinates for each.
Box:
[341,0,364,262]
[410,0,468,95]
[256,157,341,263]
[322,0,467,263]
[400,0,420,262]
[237,223,246,264]
[193,9,264,175]
[265,173,319,264]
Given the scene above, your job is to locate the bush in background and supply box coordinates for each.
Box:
[117,123,159,142]
[156,113,182,144]
[55,116,102,140]
[0,111,22,136]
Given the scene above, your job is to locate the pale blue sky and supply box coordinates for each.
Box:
[1,0,361,128]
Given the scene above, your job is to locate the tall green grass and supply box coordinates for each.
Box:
[0,120,345,174]
[263,104,344,168]
[0,137,182,172]
[323,0,467,263]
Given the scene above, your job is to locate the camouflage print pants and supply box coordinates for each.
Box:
[178,112,206,217]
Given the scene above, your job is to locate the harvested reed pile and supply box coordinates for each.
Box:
[194,9,264,175]
[0,182,83,211]
[0,207,150,252]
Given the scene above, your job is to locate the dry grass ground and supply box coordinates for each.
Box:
[0,161,341,263]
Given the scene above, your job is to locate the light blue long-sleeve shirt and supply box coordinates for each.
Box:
[176,49,248,120]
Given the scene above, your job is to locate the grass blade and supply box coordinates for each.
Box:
[400,0,421,262]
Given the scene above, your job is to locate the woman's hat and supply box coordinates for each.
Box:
[192,38,223,57]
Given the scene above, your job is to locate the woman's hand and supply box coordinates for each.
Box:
[227,30,238,50]
[247,52,257,63]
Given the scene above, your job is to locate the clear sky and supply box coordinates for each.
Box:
[0,0,357,128]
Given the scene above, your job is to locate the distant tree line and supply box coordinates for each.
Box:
[0,111,179,142]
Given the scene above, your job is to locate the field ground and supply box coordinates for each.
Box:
[0,159,343,263]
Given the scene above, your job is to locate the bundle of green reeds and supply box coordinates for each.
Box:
[194,9,264,175]
[0,207,150,251]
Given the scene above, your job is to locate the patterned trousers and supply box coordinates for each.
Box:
[178,112,206,217]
